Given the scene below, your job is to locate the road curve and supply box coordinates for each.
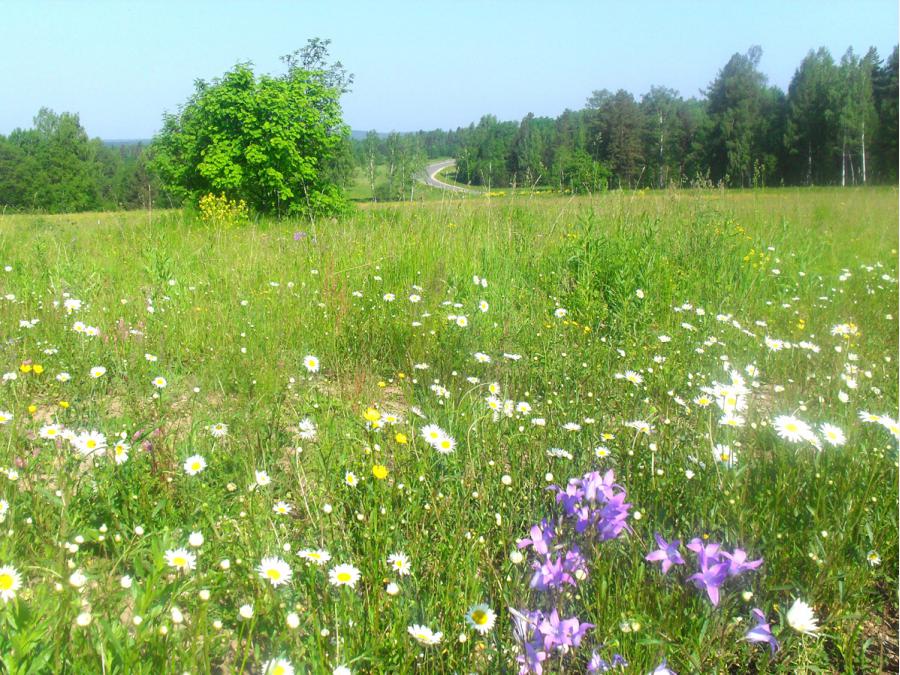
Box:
[421,159,478,194]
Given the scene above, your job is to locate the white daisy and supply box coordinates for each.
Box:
[465,604,496,634]
[183,454,207,475]
[257,557,292,587]
[328,563,361,588]
[786,598,819,636]
[408,624,443,646]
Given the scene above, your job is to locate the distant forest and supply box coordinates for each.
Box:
[357,46,899,195]
[0,45,896,213]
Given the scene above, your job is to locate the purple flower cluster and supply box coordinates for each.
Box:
[512,608,594,674]
[645,534,762,606]
[587,650,628,672]
[551,470,632,540]
[512,470,632,673]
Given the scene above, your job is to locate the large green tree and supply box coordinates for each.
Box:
[706,47,782,186]
[785,49,841,185]
[872,47,899,183]
[151,39,352,217]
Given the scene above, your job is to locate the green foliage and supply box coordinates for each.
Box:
[0,110,160,213]
[150,40,352,219]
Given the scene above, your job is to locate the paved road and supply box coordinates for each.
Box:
[421,159,478,194]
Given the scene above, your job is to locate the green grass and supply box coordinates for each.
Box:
[0,187,896,673]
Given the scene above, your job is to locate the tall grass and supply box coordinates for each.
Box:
[0,187,896,673]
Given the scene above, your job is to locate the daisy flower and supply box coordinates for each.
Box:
[39,424,63,439]
[184,454,207,475]
[0,565,22,602]
[624,371,643,385]
[165,548,196,573]
[258,557,292,587]
[298,549,331,566]
[261,658,294,675]
[0,411,13,425]
[712,444,738,468]
[328,563,361,588]
[773,415,813,443]
[718,413,745,428]
[273,501,292,515]
[878,416,900,440]
[90,366,107,378]
[113,441,130,465]
[465,604,496,635]
[75,430,107,457]
[408,624,443,646]
[344,472,360,487]
[819,423,846,447]
[298,418,317,440]
[255,470,271,487]
[433,432,456,455]
[387,552,412,576]
[151,376,167,388]
[303,355,320,373]
[786,598,819,636]
[208,422,229,438]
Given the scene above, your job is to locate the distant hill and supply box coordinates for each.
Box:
[102,139,152,147]
[351,130,389,140]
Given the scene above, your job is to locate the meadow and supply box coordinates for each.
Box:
[0,187,896,674]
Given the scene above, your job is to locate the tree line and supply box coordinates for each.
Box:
[0,109,165,213]
[0,43,896,214]
[355,45,898,192]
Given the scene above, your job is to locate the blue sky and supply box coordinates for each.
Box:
[2,0,897,139]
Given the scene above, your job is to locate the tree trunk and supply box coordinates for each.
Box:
[861,120,867,184]
[841,135,846,187]
[658,112,665,189]
[807,141,812,186]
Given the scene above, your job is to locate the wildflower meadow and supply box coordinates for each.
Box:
[0,187,896,673]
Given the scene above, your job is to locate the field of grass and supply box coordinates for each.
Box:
[0,187,896,674]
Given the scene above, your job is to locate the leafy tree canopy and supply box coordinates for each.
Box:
[151,39,352,218]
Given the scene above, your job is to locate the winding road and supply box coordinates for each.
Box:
[421,159,478,194]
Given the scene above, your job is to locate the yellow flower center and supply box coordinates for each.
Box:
[86,440,97,449]
[267,569,281,580]
[337,572,352,583]
[191,462,201,471]
[471,610,488,625]
[173,556,186,567]
[272,667,286,675]
[785,423,797,432]
[0,574,13,590]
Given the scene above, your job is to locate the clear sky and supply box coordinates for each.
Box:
[2,0,897,139]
